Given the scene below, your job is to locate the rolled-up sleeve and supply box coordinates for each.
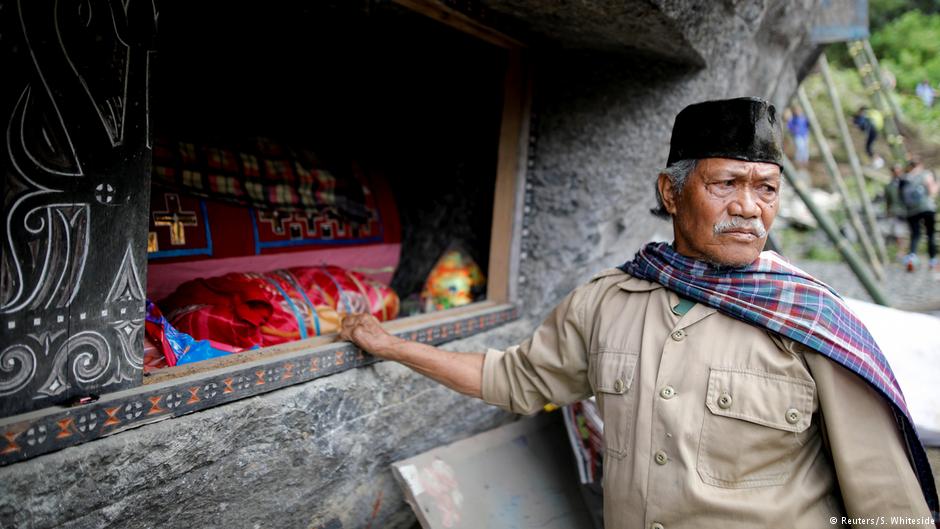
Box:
[482,287,593,415]
[803,351,934,527]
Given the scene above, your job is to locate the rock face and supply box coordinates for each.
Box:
[0,342,515,529]
[511,0,822,320]
[1,1,832,528]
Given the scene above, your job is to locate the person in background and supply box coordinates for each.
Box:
[900,158,939,271]
[885,164,911,260]
[853,106,885,168]
[916,79,935,108]
[787,106,810,167]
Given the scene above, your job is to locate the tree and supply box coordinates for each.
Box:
[871,10,940,92]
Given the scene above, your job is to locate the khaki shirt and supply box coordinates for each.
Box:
[482,269,932,529]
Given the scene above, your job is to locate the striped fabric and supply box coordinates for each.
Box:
[152,136,374,226]
[621,241,938,520]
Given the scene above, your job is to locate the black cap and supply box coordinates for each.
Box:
[666,97,782,168]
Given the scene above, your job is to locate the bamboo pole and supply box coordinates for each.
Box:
[780,155,890,306]
[796,86,884,279]
[818,54,889,265]
[848,40,907,163]
[862,39,905,128]
[862,167,890,185]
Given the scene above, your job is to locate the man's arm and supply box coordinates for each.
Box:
[802,351,934,527]
[339,283,595,414]
[339,313,484,398]
[926,171,939,197]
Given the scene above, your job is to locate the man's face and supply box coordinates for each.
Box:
[658,158,781,267]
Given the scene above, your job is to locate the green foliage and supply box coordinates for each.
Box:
[825,46,853,71]
[817,7,940,152]
[799,63,940,154]
[784,2,940,263]
[896,92,940,143]
[805,243,845,262]
[871,10,940,91]
[828,1,940,68]
[778,225,846,263]
[869,0,940,32]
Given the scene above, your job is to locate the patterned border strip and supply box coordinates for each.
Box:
[0,304,519,466]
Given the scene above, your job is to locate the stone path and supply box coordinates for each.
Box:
[794,259,940,316]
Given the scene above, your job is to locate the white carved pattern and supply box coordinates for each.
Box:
[3,85,91,314]
[123,401,143,421]
[23,204,89,312]
[75,411,98,433]
[0,343,37,396]
[69,331,111,384]
[111,316,144,372]
[3,88,60,313]
[107,244,144,304]
[24,425,47,446]
[164,391,184,410]
[36,330,110,396]
[57,0,130,147]
[4,0,152,314]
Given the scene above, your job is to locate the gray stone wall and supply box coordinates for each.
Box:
[516,0,821,319]
[1,1,829,528]
[0,322,531,529]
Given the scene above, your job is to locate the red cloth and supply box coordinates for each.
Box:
[160,265,399,349]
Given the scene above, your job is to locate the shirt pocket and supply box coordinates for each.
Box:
[696,367,816,488]
[588,348,639,458]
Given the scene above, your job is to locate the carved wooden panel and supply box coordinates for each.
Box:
[0,304,519,465]
[0,0,157,417]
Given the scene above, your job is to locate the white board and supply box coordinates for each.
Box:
[392,414,594,529]
[846,298,940,446]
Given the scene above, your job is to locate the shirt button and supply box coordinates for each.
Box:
[613,378,625,393]
[651,523,665,529]
[717,393,733,409]
[670,329,686,341]
[786,408,802,424]
[660,386,676,399]
[654,450,668,465]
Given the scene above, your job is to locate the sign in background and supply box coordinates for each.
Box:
[811,0,870,43]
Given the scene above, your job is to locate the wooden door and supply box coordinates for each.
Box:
[0,0,156,417]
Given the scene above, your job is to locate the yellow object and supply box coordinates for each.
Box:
[867,108,884,131]
[420,249,486,312]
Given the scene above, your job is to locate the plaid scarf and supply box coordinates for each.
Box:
[620,242,938,519]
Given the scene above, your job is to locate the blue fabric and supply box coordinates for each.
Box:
[787,115,809,137]
[145,300,232,365]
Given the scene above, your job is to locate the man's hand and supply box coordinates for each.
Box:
[337,312,485,398]
[339,313,402,358]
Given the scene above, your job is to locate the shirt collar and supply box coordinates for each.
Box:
[616,276,664,292]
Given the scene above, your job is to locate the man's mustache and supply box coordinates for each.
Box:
[713,217,767,238]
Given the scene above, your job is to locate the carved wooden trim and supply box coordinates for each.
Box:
[0,304,518,465]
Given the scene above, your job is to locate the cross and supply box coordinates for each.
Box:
[152,193,198,245]
[257,209,307,239]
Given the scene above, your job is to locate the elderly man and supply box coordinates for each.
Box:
[340,98,938,528]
